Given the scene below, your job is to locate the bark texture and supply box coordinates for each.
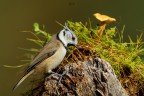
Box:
[41,57,128,96]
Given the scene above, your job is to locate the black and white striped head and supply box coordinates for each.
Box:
[57,23,78,48]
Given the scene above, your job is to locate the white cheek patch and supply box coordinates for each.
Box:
[66,33,72,39]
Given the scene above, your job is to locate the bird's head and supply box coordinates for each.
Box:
[57,23,78,48]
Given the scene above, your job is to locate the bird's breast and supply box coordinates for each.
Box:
[44,45,67,73]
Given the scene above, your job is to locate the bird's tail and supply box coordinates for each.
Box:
[13,70,34,91]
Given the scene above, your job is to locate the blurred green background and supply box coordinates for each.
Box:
[0,0,144,96]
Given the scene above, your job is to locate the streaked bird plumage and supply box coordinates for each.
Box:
[13,23,78,90]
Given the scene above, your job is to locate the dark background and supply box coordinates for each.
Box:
[0,0,144,96]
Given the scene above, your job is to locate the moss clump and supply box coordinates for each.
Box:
[68,21,144,95]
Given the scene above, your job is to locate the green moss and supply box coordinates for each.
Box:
[69,21,143,70]
[68,21,144,92]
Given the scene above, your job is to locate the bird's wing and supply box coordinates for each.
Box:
[24,36,60,75]
[13,48,57,90]
[13,35,60,90]
[24,48,57,75]
[13,44,58,90]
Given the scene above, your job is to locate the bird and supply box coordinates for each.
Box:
[13,23,78,90]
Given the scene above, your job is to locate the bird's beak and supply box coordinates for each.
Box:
[67,43,78,48]
[74,44,78,48]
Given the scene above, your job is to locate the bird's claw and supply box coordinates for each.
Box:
[45,70,68,85]
[57,70,68,84]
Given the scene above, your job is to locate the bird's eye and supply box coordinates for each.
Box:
[72,36,75,41]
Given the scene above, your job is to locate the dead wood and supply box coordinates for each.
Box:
[38,57,128,96]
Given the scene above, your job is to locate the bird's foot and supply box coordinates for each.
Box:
[57,70,68,84]
[45,70,68,85]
